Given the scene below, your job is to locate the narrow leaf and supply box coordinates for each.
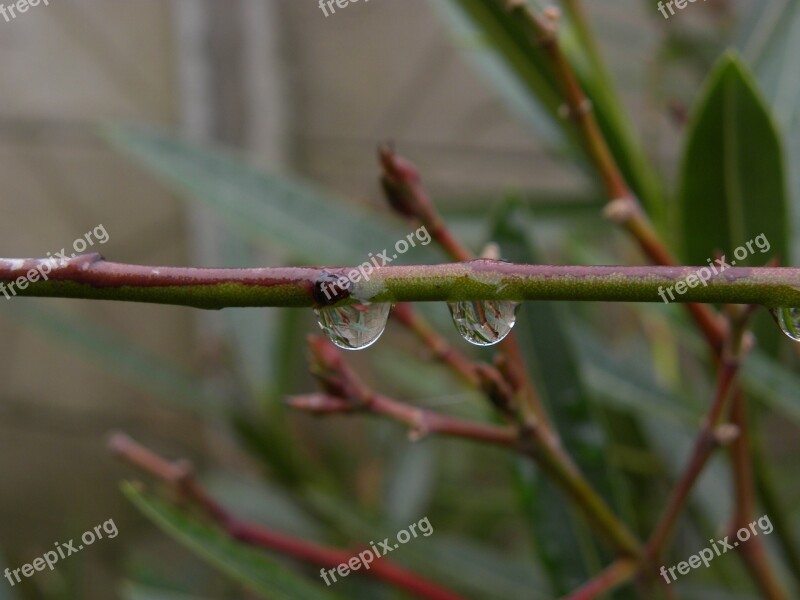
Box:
[103,125,439,266]
[122,483,339,600]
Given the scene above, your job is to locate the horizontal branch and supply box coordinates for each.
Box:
[1,254,798,309]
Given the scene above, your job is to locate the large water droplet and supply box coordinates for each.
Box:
[774,307,800,342]
[448,300,519,347]
[315,303,390,350]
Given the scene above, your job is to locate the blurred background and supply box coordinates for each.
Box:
[0,1,798,599]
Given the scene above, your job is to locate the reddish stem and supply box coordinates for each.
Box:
[109,432,466,600]
[561,559,637,600]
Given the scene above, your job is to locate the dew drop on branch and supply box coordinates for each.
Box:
[773,307,800,342]
[447,300,519,347]
[314,303,390,350]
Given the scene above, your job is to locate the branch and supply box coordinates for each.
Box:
[288,393,518,448]
[560,559,637,600]
[3,255,800,308]
[728,389,789,600]
[505,0,726,352]
[391,302,482,388]
[380,147,550,425]
[300,336,642,558]
[644,310,748,566]
[108,432,467,600]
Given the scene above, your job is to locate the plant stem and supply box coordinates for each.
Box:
[728,390,789,600]
[287,393,518,447]
[644,314,747,566]
[391,302,482,387]
[305,336,642,558]
[5,255,800,308]
[379,147,550,426]
[109,432,467,600]
[752,425,800,585]
[506,0,726,353]
[561,558,637,600]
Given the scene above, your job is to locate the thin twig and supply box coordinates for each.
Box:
[379,147,550,426]
[560,559,637,600]
[301,336,642,558]
[288,393,518,448]
[643,310,749,566]
[504,4,788,595]
[108,432,467,600]
[391,302,482,388]
[728,389,789,600]
[505,0,726,354]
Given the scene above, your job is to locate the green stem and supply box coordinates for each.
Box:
[4,255,800,309]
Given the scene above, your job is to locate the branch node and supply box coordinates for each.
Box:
[558,98,593,120]
[712,423,741,447]
[603,197,638,224]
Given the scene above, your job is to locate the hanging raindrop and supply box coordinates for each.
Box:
[773,307,800,342]
[315,303,390,350]
[447,300,519,347]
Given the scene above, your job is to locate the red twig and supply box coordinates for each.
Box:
[109,432,466,600]
[560,559,637,600]
[288,392,518,448]
[644,311,749,567]
[391,303,482,388]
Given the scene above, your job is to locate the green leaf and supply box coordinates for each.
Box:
[122,483,340,600]
[679,52,788,352]
[679,52,788,267]
[739,0,800,131]
[415,535,550,599]
[384,442,436,527]
[121,582,214,600]
[573,328,698,427]
[491,200,621,593]
[103,125,440,266]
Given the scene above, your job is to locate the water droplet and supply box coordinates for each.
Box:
[448,300,519,346]
[315,303,390,350]
[774,307,800,342]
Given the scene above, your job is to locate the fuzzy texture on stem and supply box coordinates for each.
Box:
[3,255,800,308]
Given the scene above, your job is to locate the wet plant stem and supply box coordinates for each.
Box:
[4,255,800,308]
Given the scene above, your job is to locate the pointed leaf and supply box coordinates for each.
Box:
[122,483,340,600]
[103,125,439,266]
[679,53,788,267]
